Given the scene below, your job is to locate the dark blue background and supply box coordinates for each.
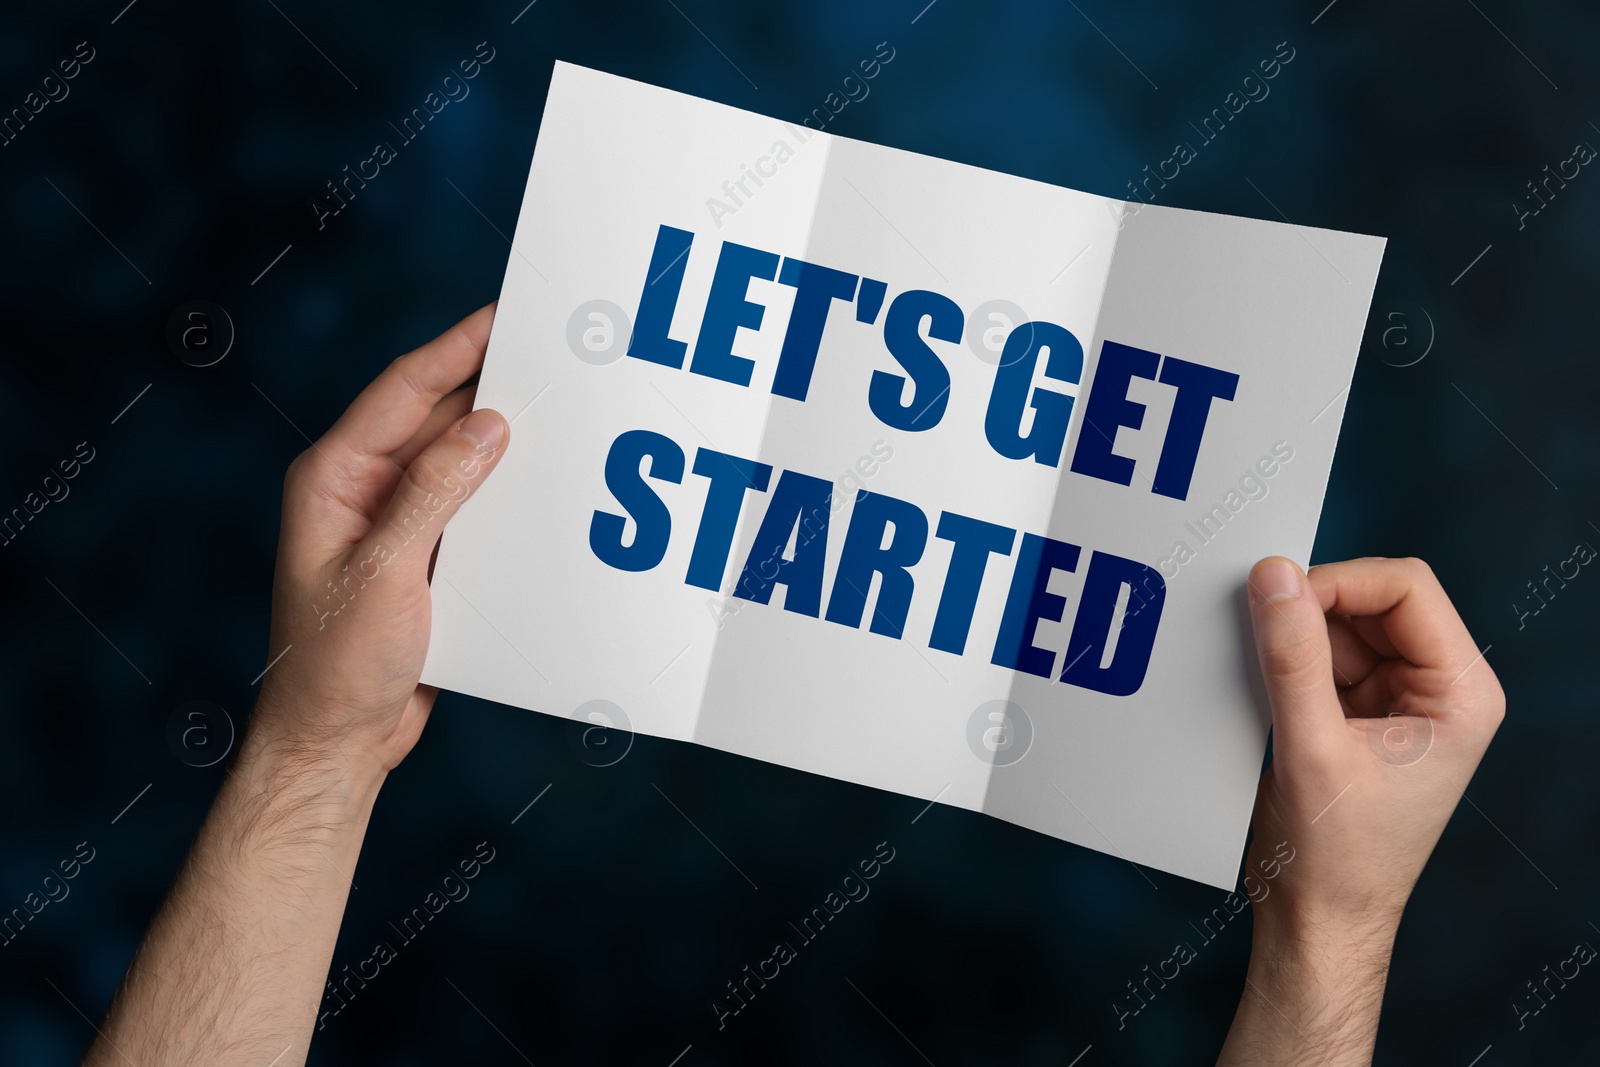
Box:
[2,0,1596,1063]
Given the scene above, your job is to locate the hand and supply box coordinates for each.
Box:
[1219,556,1503,1065]
[1244,555,1503,930]
[250,303,510,782]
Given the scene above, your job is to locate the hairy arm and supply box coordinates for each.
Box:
[85,305,509,1066]
[87,732,384,1065]
[1219,912,1397,1066]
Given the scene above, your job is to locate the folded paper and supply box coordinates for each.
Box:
[421,62,1386,889]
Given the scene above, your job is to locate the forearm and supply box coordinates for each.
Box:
[1216,913,1398,1067]
[87,713,384,1067]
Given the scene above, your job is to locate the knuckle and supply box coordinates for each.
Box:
[403,453,448,500]
[1400,556,1436,582]
[1258,638,1299,677]
[284,448,362,513]
[397,366,436,404]
[1482,675,1508,726]
[1259,630,1320,682]
[282,451,310,493]
[1257,633,1341,711]
[402,452,464,508]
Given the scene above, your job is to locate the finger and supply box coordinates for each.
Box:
[1347,612,1399,659]
[1247,557,1346,758]
[1326,614,1384,691]
[393,386,477,470]
[323,303,497,462]
[1307,557,1479,673]
[356,408,510,583]
[1337,659,1403,718]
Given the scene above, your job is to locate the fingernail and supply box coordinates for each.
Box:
[1250,558,1302,605]
[457,409,505,453]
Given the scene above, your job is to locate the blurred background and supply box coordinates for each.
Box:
[1,0,1596,1063]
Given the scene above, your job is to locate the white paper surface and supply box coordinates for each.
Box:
[422,62,1386,889]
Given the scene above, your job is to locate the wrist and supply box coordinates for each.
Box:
[234,708,389,829]
[1248,899,1399,990]
[1247,916,1396,988]
[1227,906,1397,1065]
[164,707,388,913]
[1250,892,1403,966]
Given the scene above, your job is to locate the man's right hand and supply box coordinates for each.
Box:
[1219,555,1504,1066]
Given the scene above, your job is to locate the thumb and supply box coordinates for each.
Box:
[1247,556,1345,758]
[362,407,510,582]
